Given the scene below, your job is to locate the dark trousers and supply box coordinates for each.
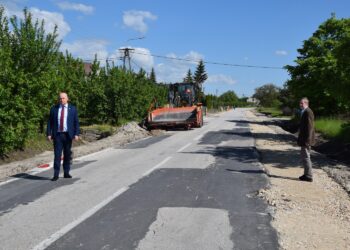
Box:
[53,133,72,177]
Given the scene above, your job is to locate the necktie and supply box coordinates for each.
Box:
[60,105,64,132]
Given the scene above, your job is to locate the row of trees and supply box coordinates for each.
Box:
[0,7,167,155]
[0,6,245,156]
[205,91,247,109]
[253,15,350,116]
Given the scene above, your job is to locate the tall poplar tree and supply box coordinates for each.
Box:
[183,69,193,83]
[149,67,157,83]
[193,60,208,102]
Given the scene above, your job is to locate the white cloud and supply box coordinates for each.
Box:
[275,50,288,56]
[207,74,237,85]
[61,39,109,61]
[155,51,204,83]
[2,3,71,39]
[56,1,94,15]
[123,10,157,34]
[130,47,154,70]
[30,7,71,39]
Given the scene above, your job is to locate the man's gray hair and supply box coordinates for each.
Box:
[301,97,309,104]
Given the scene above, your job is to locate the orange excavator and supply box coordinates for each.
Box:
[146,82,203,130]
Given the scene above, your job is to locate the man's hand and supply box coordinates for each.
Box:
[47,136,52,142]
[74,135,79,141]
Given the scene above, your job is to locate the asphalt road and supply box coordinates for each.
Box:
[0,108,278,250]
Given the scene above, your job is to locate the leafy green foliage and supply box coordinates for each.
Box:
[285,15,350,115]
[0,7,167,156]
[218,91,239,106]
[253,83,281,107]
[204,90,240,109]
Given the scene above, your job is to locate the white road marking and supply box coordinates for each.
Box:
[142,156,172,177]
[193,134,204,141]
[176,143,192,153]
[0,177,19,186]
[0,162,54,187]
[31,186,128,250]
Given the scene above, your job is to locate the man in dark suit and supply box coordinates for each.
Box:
[47,92,80,181]
[297,97,315,182]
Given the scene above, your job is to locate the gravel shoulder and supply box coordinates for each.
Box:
[0,122,157,182]
[247,111,350,250]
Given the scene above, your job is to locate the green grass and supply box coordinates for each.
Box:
[257,107,287,117]
[24,133,53,151]
[315,118,350,142]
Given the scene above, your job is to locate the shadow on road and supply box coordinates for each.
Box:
[12,173,51,181]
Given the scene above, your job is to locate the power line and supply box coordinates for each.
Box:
[81,51,284,70]
[130,59,143,72]
[130,51,284,70]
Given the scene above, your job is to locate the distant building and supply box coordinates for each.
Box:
[247,97,260,105]
[83,62,92,76]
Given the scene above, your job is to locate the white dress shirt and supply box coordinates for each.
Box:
[58,104,68,132]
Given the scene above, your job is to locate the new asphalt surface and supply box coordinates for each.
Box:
[0,109,278,250]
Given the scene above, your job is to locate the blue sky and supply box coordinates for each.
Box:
[1,0,349,97]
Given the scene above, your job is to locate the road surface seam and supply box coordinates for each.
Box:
[31,186,129,250]
[142,156,172,177]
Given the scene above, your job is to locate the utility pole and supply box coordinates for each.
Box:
[119,48,134,71]
[119,36,145,71]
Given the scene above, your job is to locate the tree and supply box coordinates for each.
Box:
[183,69,193,83]
[194,60,207,88]
[285,15,350,114]
[0,7,61,155]
[0,6,169,155]
[193,60,207,102]
[219,91,239,107]
[253,84,281,107]
[149,67,156,83]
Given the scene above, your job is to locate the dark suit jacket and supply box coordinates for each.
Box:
[297,107,315,147]
[47,104,80,140]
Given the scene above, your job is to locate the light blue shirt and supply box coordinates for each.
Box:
[58,104,68,132]
[301,107,308,116]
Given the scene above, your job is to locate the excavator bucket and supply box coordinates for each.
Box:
[147,106,203,130]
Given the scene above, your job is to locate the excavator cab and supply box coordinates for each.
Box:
[146,82,203,130]
[169,83,195,107]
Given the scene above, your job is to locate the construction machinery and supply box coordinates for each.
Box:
[146,82,204,130]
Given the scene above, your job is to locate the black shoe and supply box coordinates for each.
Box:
[51,176,59,181]
[299,175,313,182]
[64,174,72,178]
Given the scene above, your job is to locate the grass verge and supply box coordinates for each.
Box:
[315,118,350,142]
[257,107,288,118]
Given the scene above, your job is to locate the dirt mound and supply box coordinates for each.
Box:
[117,122,150,135]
